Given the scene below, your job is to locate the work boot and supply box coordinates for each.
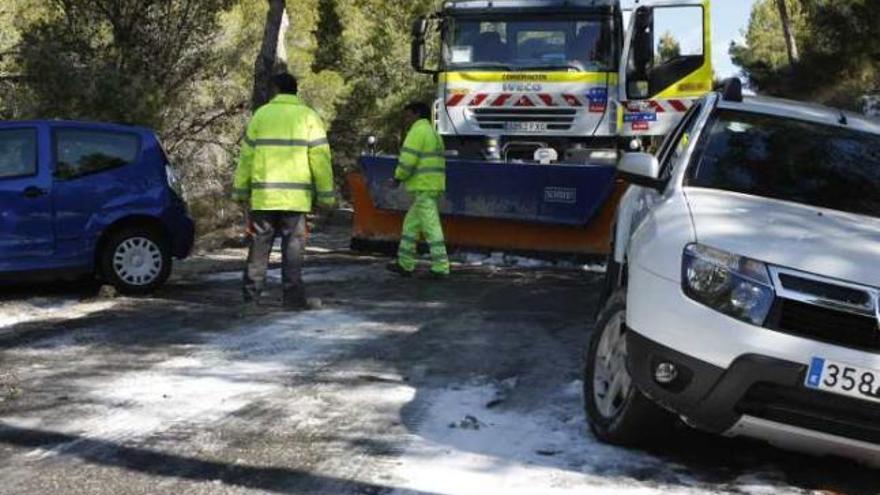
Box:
[386,262,413,278]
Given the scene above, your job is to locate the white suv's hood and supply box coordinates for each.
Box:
[684,188,880,288]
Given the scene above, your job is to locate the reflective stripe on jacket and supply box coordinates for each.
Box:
[232,94,335,211]
[394,119,446,193]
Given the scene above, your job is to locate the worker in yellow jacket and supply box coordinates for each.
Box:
[387,102,450,278]
[233,73,335,310]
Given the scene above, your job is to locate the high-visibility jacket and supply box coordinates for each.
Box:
[232,94,335,211]
[394,119,446,193]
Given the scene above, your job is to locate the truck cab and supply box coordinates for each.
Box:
[412,0,712,161]
[414,0,624,162]
[349,0,713,258]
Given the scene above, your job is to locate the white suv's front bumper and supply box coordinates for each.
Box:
[624,262,880,466]
[627,262,880,372]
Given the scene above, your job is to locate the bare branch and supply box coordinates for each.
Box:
[165,101,247,151]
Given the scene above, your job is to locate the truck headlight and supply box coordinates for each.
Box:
[682,244,775,326]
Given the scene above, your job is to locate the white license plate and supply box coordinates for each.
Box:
[805,357,880,404]
[506,122,547,133]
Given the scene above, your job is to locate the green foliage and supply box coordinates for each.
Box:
[312,0,344,73]
[15,0,237,128]
[307,0,437,176]
[730,0,805,86]
[3,0,445,229]
[731,0,879,109]
[0,0,49,119]
[657,31,681,64]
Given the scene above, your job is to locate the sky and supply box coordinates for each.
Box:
[621,0,755,79]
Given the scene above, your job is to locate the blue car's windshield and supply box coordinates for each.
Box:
[444,16,615,72]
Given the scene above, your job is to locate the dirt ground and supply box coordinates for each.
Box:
[0,217,878,495]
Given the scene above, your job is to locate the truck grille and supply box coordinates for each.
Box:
[472,108,577,131]
[766,268,880,353]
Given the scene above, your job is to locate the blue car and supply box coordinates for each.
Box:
[0,120,195,294]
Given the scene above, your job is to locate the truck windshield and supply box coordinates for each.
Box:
[688,110,880,218]
[444,17,615,72]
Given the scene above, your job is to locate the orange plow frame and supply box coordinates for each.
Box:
[348,172,626,258]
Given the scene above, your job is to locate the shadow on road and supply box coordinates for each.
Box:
[0,423,438,495]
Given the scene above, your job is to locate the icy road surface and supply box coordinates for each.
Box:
[0,237,877,494]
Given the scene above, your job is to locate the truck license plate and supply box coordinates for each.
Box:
[506,122,547,133]
[805,357,880,404]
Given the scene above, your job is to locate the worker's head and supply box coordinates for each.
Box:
[272,72,298,95]
[403,102,431,127]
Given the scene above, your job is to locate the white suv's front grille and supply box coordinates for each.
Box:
[766,268,880,352]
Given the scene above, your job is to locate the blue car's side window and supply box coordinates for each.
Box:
[0,129,38,180]
[54,129,141,180]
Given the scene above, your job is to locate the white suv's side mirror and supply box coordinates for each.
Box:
[618,152,664,190]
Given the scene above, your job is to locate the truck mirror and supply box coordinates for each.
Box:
[412,41,425,71]
[411,16,438,74]
[411,18,426,71]
[412,17,428,38]
[632,7,654,74]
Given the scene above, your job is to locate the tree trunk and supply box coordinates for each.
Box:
[251,0,288,111]
[776,0,799,66]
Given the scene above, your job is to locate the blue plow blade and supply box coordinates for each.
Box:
[359,155,618,226]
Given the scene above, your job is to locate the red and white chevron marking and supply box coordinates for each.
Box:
[625,99,694,113]
[446,93,606,111]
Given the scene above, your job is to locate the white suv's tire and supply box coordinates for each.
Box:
[584,289,674,445]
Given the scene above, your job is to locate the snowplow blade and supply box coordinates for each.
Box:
[349,155,625,258]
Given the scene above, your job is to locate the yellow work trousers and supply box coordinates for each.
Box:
[397,192,450,275]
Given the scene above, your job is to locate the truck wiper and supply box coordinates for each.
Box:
[453,62,515,70]
[521,64,585,72]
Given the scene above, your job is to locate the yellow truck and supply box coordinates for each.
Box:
[351,0,714,258]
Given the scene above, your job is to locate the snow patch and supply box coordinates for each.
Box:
[14,309,416,460]
[457,252,606,273]
[389,383,806,495]
[0,298,116,330]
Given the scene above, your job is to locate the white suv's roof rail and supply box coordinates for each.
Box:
[717,94,880,135]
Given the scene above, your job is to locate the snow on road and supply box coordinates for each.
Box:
[0,258,862,494]
[3,309,400,455]
[1,301,807,494]
[457,252,606,273]
[388,382,807,495]
[0,297,116,330]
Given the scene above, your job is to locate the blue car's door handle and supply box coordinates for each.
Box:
[22,186,47,198]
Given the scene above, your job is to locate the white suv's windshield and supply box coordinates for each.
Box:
[444,17,614,72]
[687,110,880,218]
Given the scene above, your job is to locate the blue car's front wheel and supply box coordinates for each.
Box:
[100,226,172,295]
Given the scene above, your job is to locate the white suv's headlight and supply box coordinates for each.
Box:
[682,244,775,326]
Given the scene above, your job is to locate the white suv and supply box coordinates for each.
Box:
[584,81,880,466]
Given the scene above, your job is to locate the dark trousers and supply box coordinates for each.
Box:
[243,211,306,305]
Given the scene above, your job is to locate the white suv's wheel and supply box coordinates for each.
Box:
[584,289,674,445]
[592,311,631,419]
[100,227,171,295]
